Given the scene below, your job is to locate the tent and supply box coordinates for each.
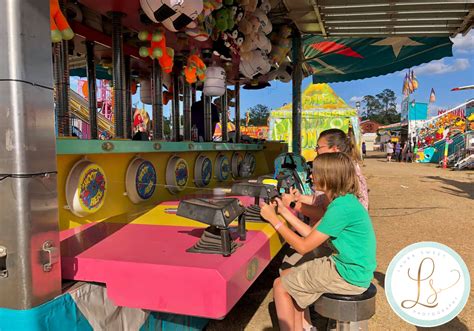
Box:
[268,84,360,161]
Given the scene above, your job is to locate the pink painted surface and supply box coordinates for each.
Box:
[60,195,273,318]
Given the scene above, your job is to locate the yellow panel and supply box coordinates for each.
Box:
[57,150,273,230]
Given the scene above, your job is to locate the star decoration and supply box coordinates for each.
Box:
[371,37,424,58]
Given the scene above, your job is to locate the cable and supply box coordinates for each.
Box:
[0,171,58,182]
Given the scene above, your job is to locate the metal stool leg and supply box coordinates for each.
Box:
[336,321,350,331]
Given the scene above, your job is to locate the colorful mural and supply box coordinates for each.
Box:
[269,84,358,161]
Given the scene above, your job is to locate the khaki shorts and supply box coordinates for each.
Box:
[281,256,367,309]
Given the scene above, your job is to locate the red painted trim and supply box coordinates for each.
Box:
[70,21,143,60]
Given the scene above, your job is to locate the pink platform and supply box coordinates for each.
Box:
[60,197,282,319]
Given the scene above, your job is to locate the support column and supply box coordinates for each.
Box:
[292,29,303,155]
[111,12,125,138]
[204,96,212,142]
[124,55,132,139]
[191,84,196,104]
[235,83,241,143]
[0,0,61,309]
[221,89,228,142]
[53,38,70,136]
[86,40,98,139]
[171,70,180,141]
[183,79,191,141]
[152,60,163,140]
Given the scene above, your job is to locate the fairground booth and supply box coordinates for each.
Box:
[269,83,360,161]
[1,0,473,330]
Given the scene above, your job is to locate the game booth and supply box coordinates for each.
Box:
[0,0,472,330]
[269,83,361,161]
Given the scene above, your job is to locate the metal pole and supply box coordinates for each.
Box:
[204,96,212,142]
[191,84,196,104]
[152,59,163,140]
[183,79,191,140]
[292,29,303,155]
[53,38,70,136]
[86,40,98,139]
[124,55,132,139]
[235,83,241,143]
[111,12,125,138]
[0,0,61,309]
[171,70,180,141]
[221,89,228,142]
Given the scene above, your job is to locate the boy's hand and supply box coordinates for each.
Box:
[274,198,290,216]
[260,201,278,224]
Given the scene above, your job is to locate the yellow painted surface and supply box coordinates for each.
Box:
[57,149,273,230]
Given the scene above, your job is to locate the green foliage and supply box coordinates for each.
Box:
[247,104,270,126]
[361,89,400,125]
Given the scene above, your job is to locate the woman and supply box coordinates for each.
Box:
[282,129,369,223]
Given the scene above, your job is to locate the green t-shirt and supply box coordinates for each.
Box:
[317,194,376,288]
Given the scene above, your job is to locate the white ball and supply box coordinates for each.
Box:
[140,0,180,23]
[204,66,226,96]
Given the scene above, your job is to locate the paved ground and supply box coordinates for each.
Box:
[207,152,474,331]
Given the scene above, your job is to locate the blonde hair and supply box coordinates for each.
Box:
[312,152,359,199]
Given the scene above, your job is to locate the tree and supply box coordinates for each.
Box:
[362,95,382,119]
[247,104,270,126]
[361,89,400,125]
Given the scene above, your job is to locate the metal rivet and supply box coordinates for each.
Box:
[101,142,114,151]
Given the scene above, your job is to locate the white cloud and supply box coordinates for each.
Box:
[413,58,470,75]
[451,31,474,54]
[349,96,364,103]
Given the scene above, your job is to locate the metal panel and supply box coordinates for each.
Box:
[0,0,55,87]
[0,176,61,309]
[0,82,57,174]
[0,0,61,309]
[283,0,474,36]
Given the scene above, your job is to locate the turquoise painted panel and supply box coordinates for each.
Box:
[0,294,92,331]
[56,139,264,155]
[140,312,208,331]
[409,102,428,121]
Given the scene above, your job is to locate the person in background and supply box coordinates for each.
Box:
[386,141,394,162]
[362,141,367,158]
[191,96,219,141]
[261,152,377,331]
[395,141,402,162]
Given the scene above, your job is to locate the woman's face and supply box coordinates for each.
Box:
[315,136,340,155]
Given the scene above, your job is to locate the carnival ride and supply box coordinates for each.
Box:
[1,0,473,330]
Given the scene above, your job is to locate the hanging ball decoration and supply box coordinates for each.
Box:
[203,66,226,97]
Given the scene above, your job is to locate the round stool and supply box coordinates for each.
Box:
[313,283,377,331]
